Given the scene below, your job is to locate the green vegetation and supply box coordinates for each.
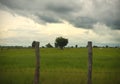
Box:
[0,48,120,84]
[45,43,53,48]
[55,37,68,49]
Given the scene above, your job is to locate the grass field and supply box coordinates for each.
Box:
[0,48,120,84]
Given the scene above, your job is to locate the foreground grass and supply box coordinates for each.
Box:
[0,48,120,84]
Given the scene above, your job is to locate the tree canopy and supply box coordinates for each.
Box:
[46,43,53,48]
[55,37,68,49]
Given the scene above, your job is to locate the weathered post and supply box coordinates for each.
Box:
[87,41,92,84]
[32,41,40,84]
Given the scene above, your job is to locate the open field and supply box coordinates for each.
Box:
[0,48,120,84]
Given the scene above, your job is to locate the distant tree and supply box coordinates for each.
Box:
[106,45,109,48]
[41,46,45,48]
[75,45,78,48]
[46,43,53,48]
[55,37,68,49]
[93,45,98,48]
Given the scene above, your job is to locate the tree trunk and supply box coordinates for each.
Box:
[60,46,63,50]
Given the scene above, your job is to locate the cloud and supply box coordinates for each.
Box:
[93,22,120,44]
[0,0,120,30]
[70,17,97,28]
[46,3,75,14]
[38,14,62,23]
[0,10,120,47]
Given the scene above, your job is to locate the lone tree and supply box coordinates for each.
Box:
[55,37,68,49]
[46,43,53,48]
[75,45,78,48]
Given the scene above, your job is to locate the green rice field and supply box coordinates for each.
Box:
[0,48,120,84]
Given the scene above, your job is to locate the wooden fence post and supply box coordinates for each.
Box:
[33,41,40,84]
[87,41,92,84]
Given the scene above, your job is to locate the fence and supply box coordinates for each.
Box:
[33,41,93,84]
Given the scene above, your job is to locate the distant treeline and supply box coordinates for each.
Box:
[0,45,119,49]
[0,46,28,49]
[92,45,119,48]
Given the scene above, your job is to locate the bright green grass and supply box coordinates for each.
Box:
[0,48,120,84]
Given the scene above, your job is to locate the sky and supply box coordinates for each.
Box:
[0,0,120,47]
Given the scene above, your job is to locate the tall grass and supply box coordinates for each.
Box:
[0,48,120,84]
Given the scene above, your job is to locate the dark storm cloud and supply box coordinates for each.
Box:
[0,0,120,29]
[70,17,97,28]
[38,14,62,23]
[105,19,120,30]
[46,3,76,14]
[0,0,31,10]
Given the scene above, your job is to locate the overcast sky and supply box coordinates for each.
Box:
[0,0,120,47]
